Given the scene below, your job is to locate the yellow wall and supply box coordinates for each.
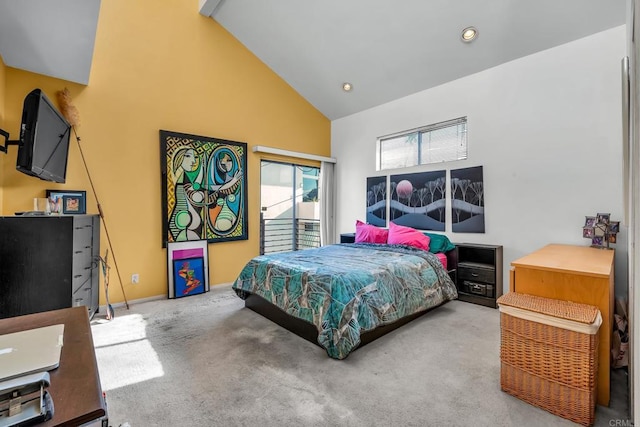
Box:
[0,54,5,209]
[1,0,330,304]
[0,56,7,206]
[0,54,4,122]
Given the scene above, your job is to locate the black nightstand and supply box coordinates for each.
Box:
[455,243,503,308]
[340,233,355,243]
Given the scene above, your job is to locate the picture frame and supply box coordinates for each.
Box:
[584,216,596,227]
[160,130,248,247]
[366,176,387,227]
[172,257,205,297]
[610,221,620,233]
[609,234,617,244]
[596,212,611,225]
[591,236,604,247]
[450,166,485,233]
[46,190,86,214]
[167,240,209,298]
[390,169,447,231]
[582,227,594,238]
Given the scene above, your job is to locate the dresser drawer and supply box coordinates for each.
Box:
[72,262,94,293]
[72,249,94,290]
[73,244,92,266]
[461,280,495,298]
[458,262,495,284]
[72,279,92,309]
[73,216,94,249]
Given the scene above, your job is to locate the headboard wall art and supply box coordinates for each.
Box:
[450,166,485,233]
[390,170,446,231]
[366,165,485,234]
[366,176,387,227]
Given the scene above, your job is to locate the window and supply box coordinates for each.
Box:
[377,117,467,170]
[259,161,320,254]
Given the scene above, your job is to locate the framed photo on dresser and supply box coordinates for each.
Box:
[46,190,86,214]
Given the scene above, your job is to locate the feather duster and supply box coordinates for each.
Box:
[56,87,80,127]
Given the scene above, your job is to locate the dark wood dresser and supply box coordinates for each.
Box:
[455,243,503,308]
[0,215,100,319]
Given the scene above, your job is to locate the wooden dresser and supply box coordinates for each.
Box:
[509,244,614,406]
[0,215,100,320]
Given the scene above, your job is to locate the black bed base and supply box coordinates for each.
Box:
[245,293,433,353]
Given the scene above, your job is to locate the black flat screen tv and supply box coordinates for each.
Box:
[16,89,71,183]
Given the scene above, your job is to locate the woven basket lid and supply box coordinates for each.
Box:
[497,292,599,324]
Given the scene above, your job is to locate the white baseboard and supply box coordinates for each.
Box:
[97,283,234,312]
[99,294,166,312]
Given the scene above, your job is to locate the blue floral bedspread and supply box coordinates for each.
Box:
[232,243,458,359]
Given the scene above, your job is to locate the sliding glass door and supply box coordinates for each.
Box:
[260,161,320,254]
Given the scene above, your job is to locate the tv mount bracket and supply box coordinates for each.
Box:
[0,128,22,153]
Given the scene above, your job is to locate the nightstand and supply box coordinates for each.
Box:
[455,243,503,308]
[340,233,355,243]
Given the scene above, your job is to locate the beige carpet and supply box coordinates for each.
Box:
[91,284,629,427]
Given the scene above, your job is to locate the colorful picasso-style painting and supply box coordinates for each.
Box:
[160,130,248,245]
[166,240,210,298]
[172,257,206,297]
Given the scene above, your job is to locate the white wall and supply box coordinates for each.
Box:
[332,26,628,296]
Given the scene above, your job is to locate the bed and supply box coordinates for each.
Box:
[232,241,458,359]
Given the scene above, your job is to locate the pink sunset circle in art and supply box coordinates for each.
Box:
[396,180,413,198]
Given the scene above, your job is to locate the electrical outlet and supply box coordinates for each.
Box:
[131,273,139,284]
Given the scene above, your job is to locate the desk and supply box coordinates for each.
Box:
[0,307,107,426]
[510,244,614,406]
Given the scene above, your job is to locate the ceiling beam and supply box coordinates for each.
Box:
[199,0,222,17]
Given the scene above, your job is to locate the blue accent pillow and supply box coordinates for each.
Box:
[423,232,455,253]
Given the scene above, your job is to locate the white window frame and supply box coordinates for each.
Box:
[376,117,467,171]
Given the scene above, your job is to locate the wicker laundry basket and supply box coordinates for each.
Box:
[497,292,602,426]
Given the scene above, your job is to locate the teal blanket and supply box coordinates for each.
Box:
[233,243,458,359]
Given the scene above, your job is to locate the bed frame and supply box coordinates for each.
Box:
[244,247,458,352]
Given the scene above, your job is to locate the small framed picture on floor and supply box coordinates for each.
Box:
[167,240,209,298]
[172,257,205,297]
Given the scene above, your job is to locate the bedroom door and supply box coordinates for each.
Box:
[260,161,320,254]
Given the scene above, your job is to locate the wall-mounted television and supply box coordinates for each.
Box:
[14,89,71,183]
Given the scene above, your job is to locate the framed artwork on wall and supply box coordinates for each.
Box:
[389,170,446,231]
[46,190,86,214]
[160,130,248,247]
[366,176,387,226]
[450,166,485,233]
[167,240,209,298]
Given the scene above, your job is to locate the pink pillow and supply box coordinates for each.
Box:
[387,222,430,251]
[355,220,388,244]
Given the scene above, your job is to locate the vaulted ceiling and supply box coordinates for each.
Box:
[0,0,100,85]
[0,1,626,120]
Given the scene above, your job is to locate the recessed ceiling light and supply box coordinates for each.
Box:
[342,82,353,92]
[461,26,478,43]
